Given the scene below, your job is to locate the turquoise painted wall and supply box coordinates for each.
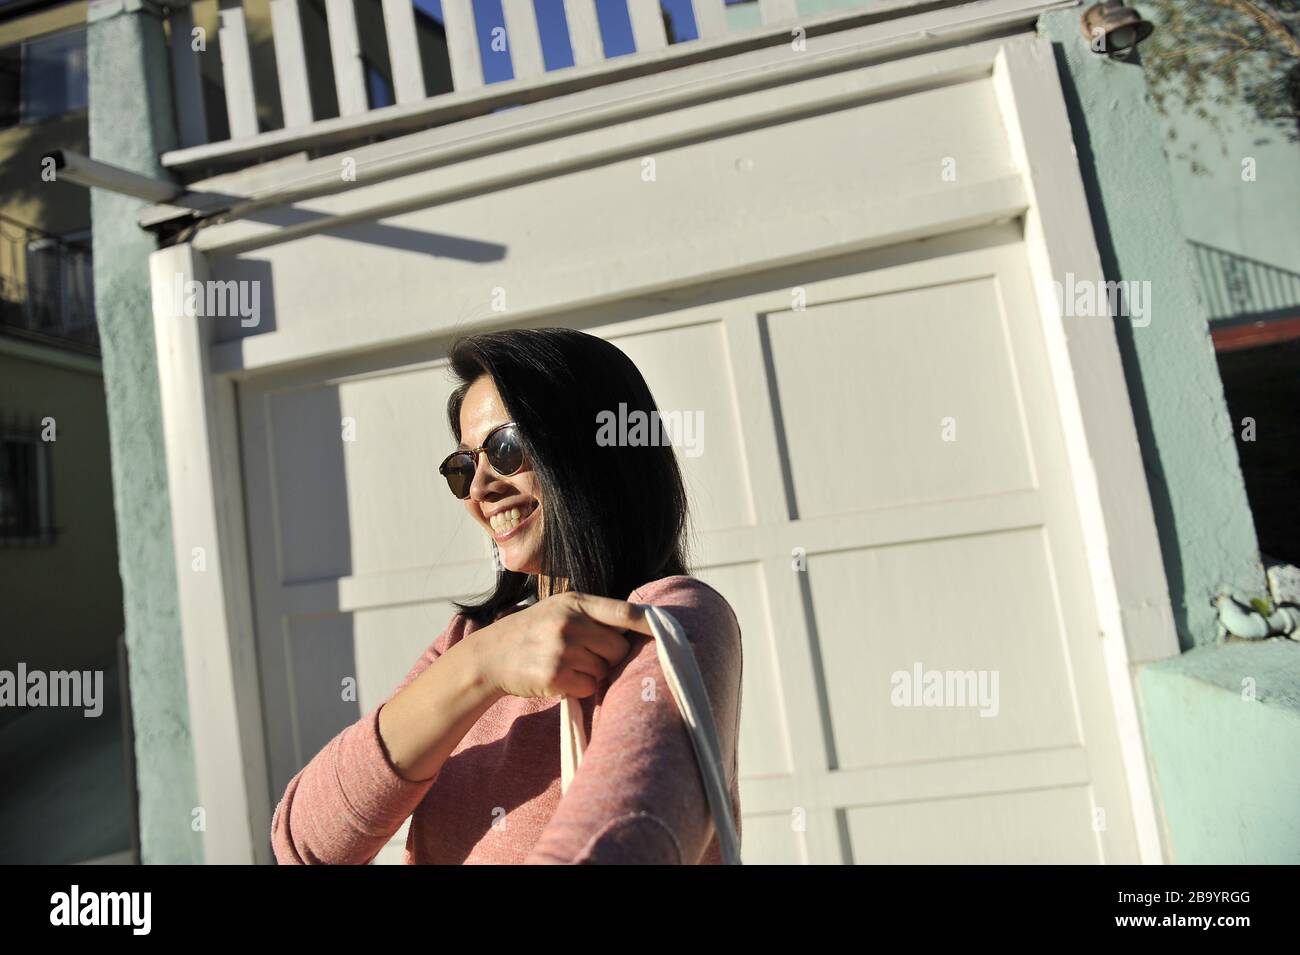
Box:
[1039,10,1263,650]
[1146,0,1300,299]
[726,0,876,29]
[1038,8,1299,865]
[86,0,200,863]
[1139,639,1300,863]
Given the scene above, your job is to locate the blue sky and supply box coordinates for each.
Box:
[411,0,741,83]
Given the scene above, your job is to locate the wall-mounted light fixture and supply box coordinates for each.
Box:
[1080,2,1154,60]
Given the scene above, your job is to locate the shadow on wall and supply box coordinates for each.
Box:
[1045,41,1192,647]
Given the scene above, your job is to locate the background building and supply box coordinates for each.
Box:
[0,0,133,865]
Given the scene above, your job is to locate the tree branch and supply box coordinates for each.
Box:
[1209,0,1300,58]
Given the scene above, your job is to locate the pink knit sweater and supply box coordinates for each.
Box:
[270,575,743,864]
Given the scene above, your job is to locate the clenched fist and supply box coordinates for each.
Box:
[472,591,652,700]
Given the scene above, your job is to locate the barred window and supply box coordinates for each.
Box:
[0,419,55,545]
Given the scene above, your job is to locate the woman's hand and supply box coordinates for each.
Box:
[473,591,652,699]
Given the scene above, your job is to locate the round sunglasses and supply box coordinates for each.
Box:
[438,421,525,499]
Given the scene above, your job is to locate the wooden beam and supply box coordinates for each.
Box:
[1212,315,1300,353]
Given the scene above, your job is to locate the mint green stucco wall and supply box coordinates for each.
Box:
[86,0,200,863]
[1138,639,1300,863]
[726,0,873,29]
[1146,1,1300,298]
[1038,9,1298,865]
[1039,10,1263,650]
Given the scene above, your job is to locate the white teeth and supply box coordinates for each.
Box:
[489,504,531,535]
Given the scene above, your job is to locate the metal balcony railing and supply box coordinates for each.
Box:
[1190,240,1300,324]
[0,214,97,352]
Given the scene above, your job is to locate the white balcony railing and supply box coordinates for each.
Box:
[162,0,821,172]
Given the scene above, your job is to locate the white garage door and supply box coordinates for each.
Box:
[237,224,1145,864]
[153,30,1173,864]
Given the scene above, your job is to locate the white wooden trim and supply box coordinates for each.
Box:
[563,0,603,67]
[990,35,1178,864]
[741,746,1094,816]
[326,0,369,117]
[150,244,272,864]
[205,174,1026,372]
[150,26,1002,230]
[187,36,1008,255]
[381,0,427,104]
[169,5,209,147]
[217,2,260,140]
[270,0,315,128]
[441,0,485,92]
[690,0,729,39]
[628,0,668,53]
[158,0,1074,170]
[501,0,546,81]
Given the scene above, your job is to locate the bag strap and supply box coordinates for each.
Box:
[559,604,742,865]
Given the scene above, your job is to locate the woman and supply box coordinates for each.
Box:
[271,327,743,864]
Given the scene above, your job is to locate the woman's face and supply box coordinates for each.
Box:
[457,375,544,574]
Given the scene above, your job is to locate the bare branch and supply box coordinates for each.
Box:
[1208,0,1300,58]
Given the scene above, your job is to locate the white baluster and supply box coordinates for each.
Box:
[325,0,369,116]
[562,0,602,68]
[501,0,545,81]
[381,0,426,103]
[269,0,314,128]
[217,1,259,139]
[442,0,485,91]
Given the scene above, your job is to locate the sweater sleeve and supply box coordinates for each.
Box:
[523,577,743,864]
[270,618,462,865]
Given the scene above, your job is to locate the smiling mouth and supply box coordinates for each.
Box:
[488,500,538,541]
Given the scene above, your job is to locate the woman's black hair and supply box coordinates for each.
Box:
[446,327,690,622]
